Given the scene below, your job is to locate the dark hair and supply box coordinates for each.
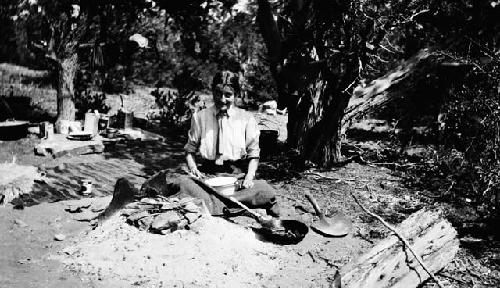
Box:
[212,70,240,95]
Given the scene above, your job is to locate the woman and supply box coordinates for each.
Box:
[141,70,280,217]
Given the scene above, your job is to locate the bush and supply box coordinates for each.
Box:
[150,88,196,128]
[440,70,500,220]
[405,68,500,223]
[75,89,110,119]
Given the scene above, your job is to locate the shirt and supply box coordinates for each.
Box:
[184,105,260,161]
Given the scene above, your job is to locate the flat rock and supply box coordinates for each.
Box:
[54,233,66,241]
[34,134,104,157]
[1,163,39,205]
[13,219,28,228]
[184,212,201,224]
[151,211,181,231]
[72,210,98,222]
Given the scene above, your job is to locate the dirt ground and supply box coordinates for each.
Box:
[1,88,499,287]
[0,135,371,287]
[2,133,499,287]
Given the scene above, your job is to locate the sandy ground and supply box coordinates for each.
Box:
[1,188,366,288]
[51,212,341,288]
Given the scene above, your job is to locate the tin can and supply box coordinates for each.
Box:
[39,122,54,139]
[45,123,54,139]
[80,179,93,195]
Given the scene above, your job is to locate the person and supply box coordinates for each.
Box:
[138,70,280,217]
[185,70,259,188]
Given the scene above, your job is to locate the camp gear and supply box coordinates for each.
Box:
[191,176,308,244]
[203,176,238,196]
[305,193,352,237]
[67,131,93,141]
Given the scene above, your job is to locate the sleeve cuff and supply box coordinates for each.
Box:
[184,142,198,154]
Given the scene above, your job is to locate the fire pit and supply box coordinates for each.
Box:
[0,120,29,140]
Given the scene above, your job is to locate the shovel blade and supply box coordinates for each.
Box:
[312,215,351,237]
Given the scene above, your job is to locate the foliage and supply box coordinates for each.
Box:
[255,0,439,166]
[390,1,500,223]
[74,89,110,120]
[150,88,197,128]
[406,69,500,222]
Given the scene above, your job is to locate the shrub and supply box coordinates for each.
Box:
[405,67,500,223]
[150,88,196,128]
[75,89,110,119]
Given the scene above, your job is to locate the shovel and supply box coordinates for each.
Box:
[305,193,352,237]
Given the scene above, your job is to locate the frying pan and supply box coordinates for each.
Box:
[191,176,308,244]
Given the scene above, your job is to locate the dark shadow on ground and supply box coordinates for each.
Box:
[102,135,187,176]
[12,127,187,207]
[11,124,295,207]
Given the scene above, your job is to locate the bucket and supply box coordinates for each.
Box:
[84,113,99,136]
[204,177,237,196]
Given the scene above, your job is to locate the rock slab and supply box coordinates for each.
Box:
[34,134,104,157]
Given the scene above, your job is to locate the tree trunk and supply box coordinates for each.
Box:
[55,54,78,132]
[342,209,459,288]
[300,88,352,166]
[256,0,356,167]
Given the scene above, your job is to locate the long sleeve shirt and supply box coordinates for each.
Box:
[184,106,260,161]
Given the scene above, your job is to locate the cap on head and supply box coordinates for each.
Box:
[212,70,240,95]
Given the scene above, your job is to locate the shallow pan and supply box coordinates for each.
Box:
[252,219,309,245]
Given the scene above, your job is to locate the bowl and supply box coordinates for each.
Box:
[204,176,237,196]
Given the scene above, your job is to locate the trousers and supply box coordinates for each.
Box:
[140,166,280,216]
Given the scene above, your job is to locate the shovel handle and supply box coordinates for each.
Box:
[228,196,263,219]
[304,193,324,217]
[190,176,263,220]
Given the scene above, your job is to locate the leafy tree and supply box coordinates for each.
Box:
[256,0,413,166]
[255,0,499,168]
[13,0,151,129]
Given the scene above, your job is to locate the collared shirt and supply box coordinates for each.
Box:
[184,105,260,161]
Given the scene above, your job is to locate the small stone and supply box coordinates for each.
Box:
[54,233,66,241]
[160,229,172,235]
[177,219,189,229]
[140,198,157,205]
[151,211,181,231]
[63,246,77,255]
[54,164,66,173]
[184,212,201,224]
[126,211,150,223]
[137,215,155,231]
[183,202,200,213]
[14,219,28,228]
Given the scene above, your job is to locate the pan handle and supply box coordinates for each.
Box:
[304,193,325,217]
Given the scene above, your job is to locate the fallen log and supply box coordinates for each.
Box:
[342,208,459,288]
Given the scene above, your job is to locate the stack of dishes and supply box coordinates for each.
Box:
[67,131,93,141]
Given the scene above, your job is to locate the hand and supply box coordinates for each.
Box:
[189,167,205,179]
[241,178,254,189]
